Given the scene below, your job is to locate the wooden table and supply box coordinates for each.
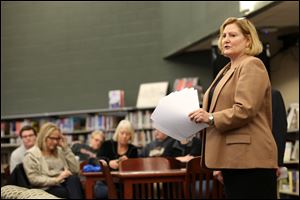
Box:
[82,169,186,199]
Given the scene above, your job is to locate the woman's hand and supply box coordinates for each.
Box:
[189,108,210,124]
[56,168,72,183]
[213,170,224,184]
[176,155,194,163]
[109,156,128,170]
[59,135,68,149]
[109,159,120,170]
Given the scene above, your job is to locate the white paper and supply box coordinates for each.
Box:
[151,88,208,141]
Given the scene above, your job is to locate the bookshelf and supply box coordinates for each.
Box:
[1,106,155,171]
[279,103,299,199]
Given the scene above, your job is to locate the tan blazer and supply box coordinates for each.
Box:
[202,56,278,169]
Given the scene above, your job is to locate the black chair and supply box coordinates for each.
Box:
[8,163,31,188]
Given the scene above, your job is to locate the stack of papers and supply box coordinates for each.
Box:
[151,88,208,141]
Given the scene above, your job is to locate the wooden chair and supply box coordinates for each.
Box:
[80,160,118,199]
[119,157,180,171]
[100,160,118,199]
[119,157,184,199]
[184,156,224,199]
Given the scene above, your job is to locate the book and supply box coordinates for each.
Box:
[287,103,299,131]
[136,82,168,108]
[173,77,198,91]
[284,141,293,162]
[108,90,124,109]
[291,140,299,161]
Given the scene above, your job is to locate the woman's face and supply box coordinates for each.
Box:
[90,134,104,150]
[45,130,61,151]
[117,128,131,145]
[221,23,249,59]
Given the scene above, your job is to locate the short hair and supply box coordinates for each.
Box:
[36,122,61,153]
[19,125,37,138]
[112,120,135,144]
[90,130,105,142]
[218,17,263,56]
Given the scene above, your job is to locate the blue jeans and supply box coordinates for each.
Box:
[94,181,108,199]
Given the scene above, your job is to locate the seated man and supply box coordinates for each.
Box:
[139,129,176,157]
[10,125,37,173]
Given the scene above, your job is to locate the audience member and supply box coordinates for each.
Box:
[72,130,108,199]
[10,125,37,173]
[23,122,84,199]
[98,120,138,170]
[71,130,105,161]
[167,137,202,163]
[139,129,175,157]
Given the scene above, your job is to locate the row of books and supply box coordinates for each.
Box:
[125,110,152,129]
[1,110,153,137]
[66,129,155,147]
[279,170,299,195]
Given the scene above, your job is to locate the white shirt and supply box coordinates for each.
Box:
[10,144,26,173]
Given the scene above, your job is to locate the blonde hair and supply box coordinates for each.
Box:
[36,122,61,154]
[90,130,105,142]
[218,17,263,56]
[112,120,135,144]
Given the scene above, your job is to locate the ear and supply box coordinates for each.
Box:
[245,36,251,48]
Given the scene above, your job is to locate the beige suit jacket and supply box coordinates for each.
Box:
[202,56,278,169]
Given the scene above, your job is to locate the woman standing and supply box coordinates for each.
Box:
[189,17,278,198]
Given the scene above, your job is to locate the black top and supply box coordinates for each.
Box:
[271,89,287,166]
[208,70,226,110]
[97,140,138,162]
[71,143,99,161]
[139,137,176,157]
[164,137,202,157]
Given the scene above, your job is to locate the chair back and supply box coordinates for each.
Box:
[80,160,117,199]
[119,157,176,171]
[185,156,224,199]
[119,157,184,199]
[79,160,88,170]
[8,163,31,188]
[99,161,118,199]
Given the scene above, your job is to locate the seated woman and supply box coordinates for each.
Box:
[72,130,105,161]
[23,122,84,199]
[72,130,108,199]
[98,120,138,170]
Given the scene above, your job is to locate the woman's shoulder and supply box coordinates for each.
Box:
[242,56,264,66]
[26,145,41,155]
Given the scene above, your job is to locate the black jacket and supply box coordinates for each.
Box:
[272,89,287,166]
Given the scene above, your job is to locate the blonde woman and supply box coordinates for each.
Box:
[98,120,138,170]
[23,122,84,198]
[189,17,277,198]
[71,130,105,161]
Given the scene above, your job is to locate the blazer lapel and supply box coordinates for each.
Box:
[203,63,230,111]
[209,66,236,113]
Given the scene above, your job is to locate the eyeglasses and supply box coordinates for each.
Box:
[47,136,61,141]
